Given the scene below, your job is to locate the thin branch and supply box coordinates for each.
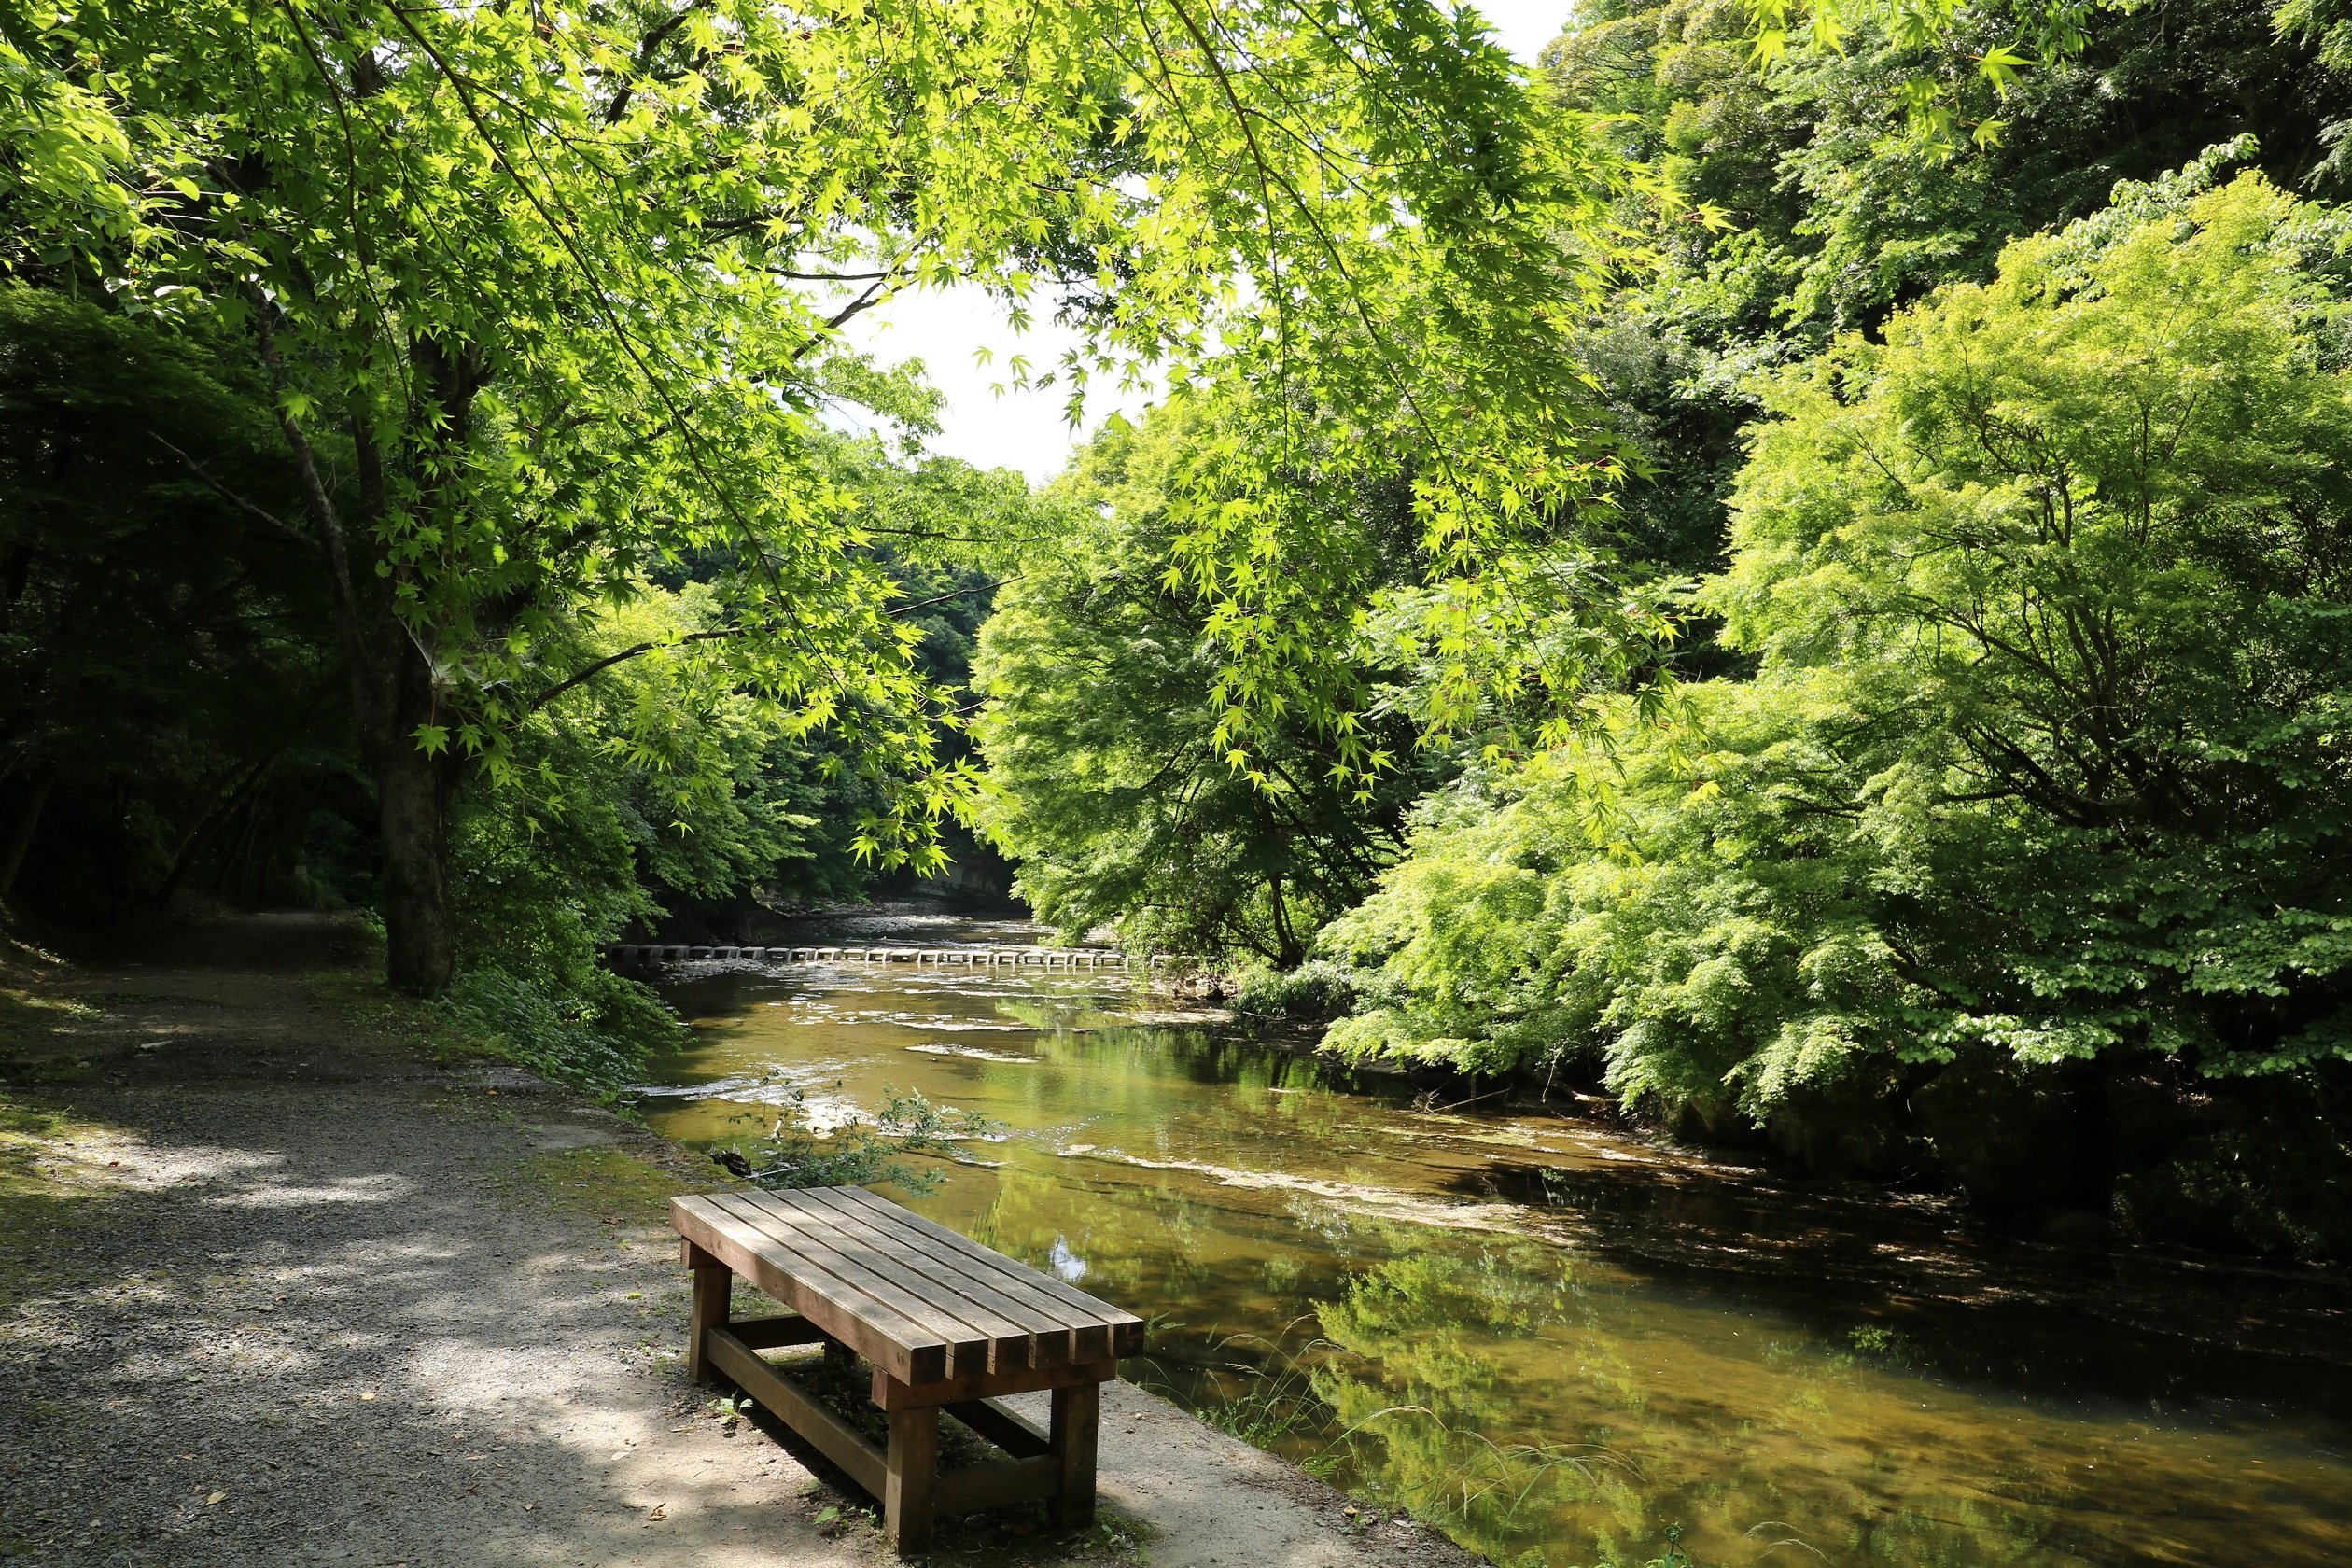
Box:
[887,576,1015,618]
[606,0,713,126]
[146,432,323,554]
[530,624,755,708]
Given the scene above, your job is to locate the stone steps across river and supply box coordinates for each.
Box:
[602,942,1178,973]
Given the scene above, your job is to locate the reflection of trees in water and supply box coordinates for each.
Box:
[1023,1022,1350,1095]
[963,1165,2062,1564]
[1306,1241,2058,1568]
[660,967,2348,1567]
[1309,1241,1657,1566]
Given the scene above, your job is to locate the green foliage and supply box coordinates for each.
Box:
[973,406,1439,963]
[434,966,674,1101]
[0,0,1672,890]
[0,286,350,915]
[442,577,903,1090]
[1326,172,2352,1250]
[710,1087,1001,1195]
[1543,1,2347,596]
[1231,959,1373,1024]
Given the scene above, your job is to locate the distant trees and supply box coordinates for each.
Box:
[973,408,1438,964]
[2,0,1636,1000]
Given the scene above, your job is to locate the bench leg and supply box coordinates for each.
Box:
[1049,1380,1099,1530]
[885,1405,938,1555]
[685,1245,731,1386]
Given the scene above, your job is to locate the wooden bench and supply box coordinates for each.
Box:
[669,1185,1144,1554]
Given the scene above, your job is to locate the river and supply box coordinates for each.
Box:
[635,912,2352,1567]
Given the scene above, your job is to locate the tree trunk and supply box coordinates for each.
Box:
[256,296,481,1000]
[376,739,457,995]
[0,763,60,901]
[372,634,460,998]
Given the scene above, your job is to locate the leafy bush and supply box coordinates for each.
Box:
[1231,959,1376,1024]
[972,406,1438,966]
[1323,168,2352,1249]
[435,965,679,1100]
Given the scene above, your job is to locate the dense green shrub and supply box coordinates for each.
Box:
[973,408,1435,965]
[1231,959,1378,1024]
[434,965,675,1100]
[1324,169,2352,1249]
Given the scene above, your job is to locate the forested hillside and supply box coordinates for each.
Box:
[975,1,2352,1258]
[8,0,2352,1259]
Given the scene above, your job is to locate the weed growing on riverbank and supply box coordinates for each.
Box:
[315,964,673,1103]
[707,1082,1002,1194]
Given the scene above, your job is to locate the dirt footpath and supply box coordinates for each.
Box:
[0,914,1477,1568]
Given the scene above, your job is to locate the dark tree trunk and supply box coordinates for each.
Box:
[0,762,60,901]
[254,290,484,998]
[269,405,464,997]
[375,735,456,994]
[366,618,462,997]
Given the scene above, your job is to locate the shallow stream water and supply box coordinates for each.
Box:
[637,912,2352,1568]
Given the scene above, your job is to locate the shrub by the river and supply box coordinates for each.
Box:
[1322,166,2352,1257]
[1231,960,1379,1024]
[434,965,678,1101]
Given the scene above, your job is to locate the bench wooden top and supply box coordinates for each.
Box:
[670,1185,1144,1385]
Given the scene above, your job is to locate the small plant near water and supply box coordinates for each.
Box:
[1200,1329,1337,1448]
[1124,1315,1342,1451]
[1551,1522,1697,1568]
[1844,1323,1921,1369]
[707,1082,1002,1195]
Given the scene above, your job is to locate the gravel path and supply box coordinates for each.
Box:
[0,914,1478,1568]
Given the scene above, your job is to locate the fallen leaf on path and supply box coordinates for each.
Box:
[204,1492,225,1505]
[648,1504,668,1521]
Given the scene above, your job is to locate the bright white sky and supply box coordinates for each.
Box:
[840,3,1574,484]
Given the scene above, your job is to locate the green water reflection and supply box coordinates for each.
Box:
[640,948,2352,1567]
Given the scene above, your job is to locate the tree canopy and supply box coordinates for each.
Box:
[0,0,1659,996]
[1321,166,2352,1248]
[12,0,2352,1254]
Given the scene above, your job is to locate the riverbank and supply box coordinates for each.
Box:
[0,911,1475,1568]
[644,939,2352,1568]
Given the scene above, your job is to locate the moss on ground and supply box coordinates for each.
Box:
[492,1143,683,1225]
[0,966,100,1087]
[309,972,504,1071]
[0,1089,137,1311]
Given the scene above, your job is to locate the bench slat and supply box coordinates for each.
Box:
[757,1194,1053,1363]
[670,1194,945,1383]
[831,1184,1145,1356]
[732,1188,1043,1372]
[833,1183,1139,1326]
[798,1187,1105,1365]
[708,1192,1001,1379]
[818,1189,1119,1353]
[788,1186,1077,1365]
